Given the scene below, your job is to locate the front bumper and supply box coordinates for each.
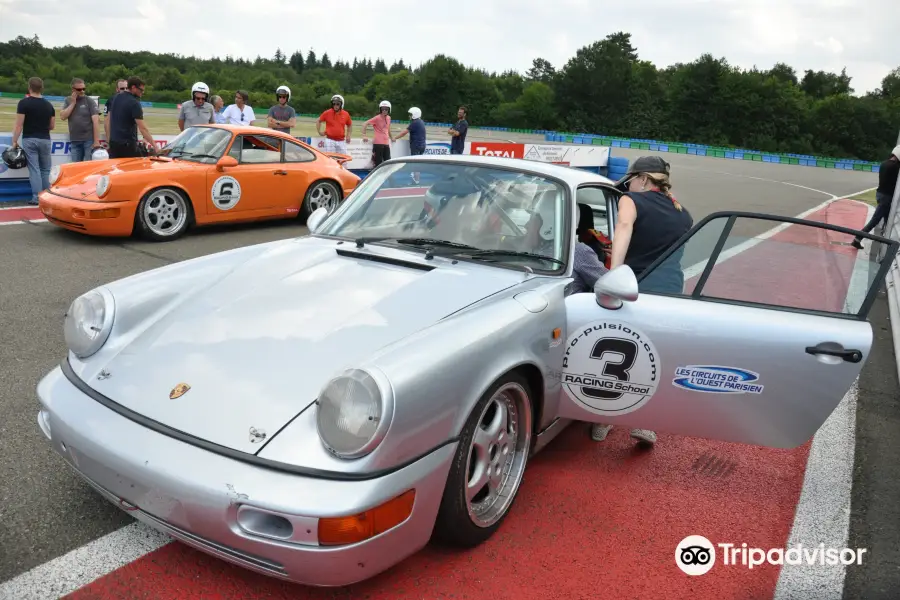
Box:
[36,366,455,587]
[38,190,137,236]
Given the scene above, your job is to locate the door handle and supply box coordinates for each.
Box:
[274,170,287,175]
[805,344,863,363]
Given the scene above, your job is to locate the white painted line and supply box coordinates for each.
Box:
[0,521,170,600]
[842,204,875,315]
[773,380,859,600]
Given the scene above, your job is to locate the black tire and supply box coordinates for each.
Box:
[300,180,341,221]
[432,372,534,547]
[134,187,193,242]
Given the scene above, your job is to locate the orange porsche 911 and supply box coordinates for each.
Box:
[38,124,361,241]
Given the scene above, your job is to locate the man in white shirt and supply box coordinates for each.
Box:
[221,90,255,125]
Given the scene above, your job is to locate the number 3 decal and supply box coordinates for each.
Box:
[582,339,639,400]
[561,320,661,416]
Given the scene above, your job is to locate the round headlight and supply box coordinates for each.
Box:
[64,288,115,358]
[49,165,61,185]
[316,368,393,459]
[95,175,110,198]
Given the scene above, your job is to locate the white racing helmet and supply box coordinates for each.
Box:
[408,106,422,120]
[892,145,900,160]
[276,85,291,101]
[191,82,210,97]
[331,94,344,109]
[379,100,391,114]
[92,148,110,161]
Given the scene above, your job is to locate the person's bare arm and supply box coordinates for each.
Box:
[60,96,77,120]
[316,119,325,136]
[12,113,24,147]
[609,195,636,269]
[49,116,56,131]
[135,119,156,149]
[104,111,111,140]
[392,127,408,141]
[91,115,101,147]
[285,115,296,127]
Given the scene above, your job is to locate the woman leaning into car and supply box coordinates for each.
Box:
[590,155,693,447]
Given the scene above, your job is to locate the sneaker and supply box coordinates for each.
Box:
[851,239,864,250]
[630,429,657,445]
[590,423,614,441]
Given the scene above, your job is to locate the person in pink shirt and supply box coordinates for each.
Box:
[362,100,392,167]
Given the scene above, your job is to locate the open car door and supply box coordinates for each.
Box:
[557,211,899,449]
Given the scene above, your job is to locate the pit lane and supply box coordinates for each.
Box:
[0,150,880,594]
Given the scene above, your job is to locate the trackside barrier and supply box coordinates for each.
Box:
[1,91,876,170]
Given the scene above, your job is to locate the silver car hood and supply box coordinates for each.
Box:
[86,237,522,455]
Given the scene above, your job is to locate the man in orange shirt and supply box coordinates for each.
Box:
[317,94,352,154]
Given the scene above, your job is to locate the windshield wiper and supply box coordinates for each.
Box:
[353,236,478,250]
[183,153,219,160]
[465,249,565,266]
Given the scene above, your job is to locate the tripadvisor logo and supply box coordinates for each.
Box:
[675,535,868,575]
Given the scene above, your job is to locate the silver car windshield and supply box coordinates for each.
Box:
[317,161,570,270]
[158,127,232,163]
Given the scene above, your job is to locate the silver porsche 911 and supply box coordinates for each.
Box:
[36,154,898,587]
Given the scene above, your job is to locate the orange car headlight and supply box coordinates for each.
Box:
[95,175,111,198]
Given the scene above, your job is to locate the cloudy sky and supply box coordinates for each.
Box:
[1,0,898,94]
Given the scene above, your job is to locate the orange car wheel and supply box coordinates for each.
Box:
[301,180,341,221]
[135,187,194,242]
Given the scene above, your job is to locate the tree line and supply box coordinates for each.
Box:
[2,33,898,161]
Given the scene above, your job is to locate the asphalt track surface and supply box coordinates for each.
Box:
[0,148,898,599]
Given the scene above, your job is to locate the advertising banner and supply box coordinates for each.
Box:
[522,144,610,167]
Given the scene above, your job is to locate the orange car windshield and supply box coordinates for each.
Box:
[159,127,232,163]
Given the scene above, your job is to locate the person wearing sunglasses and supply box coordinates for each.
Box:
[589,155,693,447]
[59,78,101,162]
[178,82,216,131]
[222,90,256,126]
[106,76,157,158]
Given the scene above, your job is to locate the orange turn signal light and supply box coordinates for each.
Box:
[552,328,561,340]
[317,489,415,546]
[72,208,120,219]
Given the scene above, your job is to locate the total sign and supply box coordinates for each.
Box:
[470,142,525,159]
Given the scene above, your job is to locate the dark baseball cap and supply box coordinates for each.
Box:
[614,155,671,187]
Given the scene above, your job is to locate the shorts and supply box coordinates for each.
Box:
[324,138,348,154]
[372,143,391,166]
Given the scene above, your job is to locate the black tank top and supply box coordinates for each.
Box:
[622,190,693,275]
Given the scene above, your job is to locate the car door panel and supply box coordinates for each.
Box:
[281,140,315,212]
[557,210,899,449]
[206,134,289,219]
[558,291,872,448]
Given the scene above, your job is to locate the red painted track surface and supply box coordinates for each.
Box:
[0,206,42,223]
[63,199,867,600]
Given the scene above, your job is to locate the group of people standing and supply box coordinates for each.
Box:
[321,95,469,168]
